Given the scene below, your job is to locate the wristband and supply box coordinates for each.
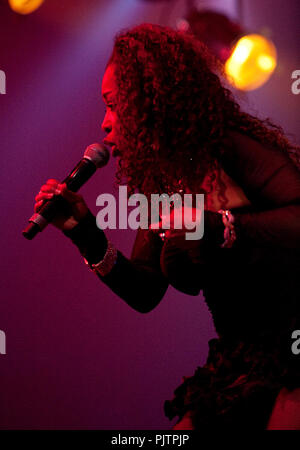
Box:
[218,209,236,248]
[84,239,118,277]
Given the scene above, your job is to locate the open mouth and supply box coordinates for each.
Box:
[112,145,121,157]
[103,140,120,157]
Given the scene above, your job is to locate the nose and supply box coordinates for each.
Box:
[101,112,112,134]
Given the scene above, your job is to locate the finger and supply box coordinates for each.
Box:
[46,179,60,186]
[165,229,185,239]
[149,222,167,234]
[35,192,54,202]
[40,184,56,193]
[165,230,171,239]
[34,200,44,212]
[58,183,82,204]
[160,214,172,228]
[149,220,162,230]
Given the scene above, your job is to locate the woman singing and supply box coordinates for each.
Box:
[33,24,300,429]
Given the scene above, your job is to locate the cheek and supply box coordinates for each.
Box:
[112,114,118,126]
[112,113,121,132]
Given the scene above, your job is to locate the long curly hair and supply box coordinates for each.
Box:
[106,23,300,198]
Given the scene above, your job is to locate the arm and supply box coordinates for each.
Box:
[159,131,300,296]
[219,130,300,249]
[63,211,169,313]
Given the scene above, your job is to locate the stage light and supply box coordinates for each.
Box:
[180,9,277,91]
[8,0,44,15]
[225,34,277,91]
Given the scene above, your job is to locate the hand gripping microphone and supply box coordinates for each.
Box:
[22,143,110,240]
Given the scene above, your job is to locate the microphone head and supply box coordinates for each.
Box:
[84,143,110,168]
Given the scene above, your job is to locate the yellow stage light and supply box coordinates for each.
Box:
[225,34,277,91]
[8,0,44,15]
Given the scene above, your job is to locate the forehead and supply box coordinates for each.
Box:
[101,64,117,97]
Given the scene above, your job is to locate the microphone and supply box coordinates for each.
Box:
[22,143,110,240]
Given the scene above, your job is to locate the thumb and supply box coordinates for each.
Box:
[58,183,81,204]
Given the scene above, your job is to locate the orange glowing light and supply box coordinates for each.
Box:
[225,34,277,91]
[8,0,44,15]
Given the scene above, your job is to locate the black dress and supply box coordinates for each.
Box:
[63,131,300,429]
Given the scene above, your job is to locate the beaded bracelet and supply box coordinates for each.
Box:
[84,240,118,277]
[218,209,236,248]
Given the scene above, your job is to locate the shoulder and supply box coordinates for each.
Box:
[223,129,282,162]
[220,129,299,186]
[223,129,299,170]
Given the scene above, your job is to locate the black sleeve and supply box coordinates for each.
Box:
[219,131,300,249]
[63,211,169,313]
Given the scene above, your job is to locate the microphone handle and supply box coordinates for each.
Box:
[61,157,96,192]
[22,158,96,240]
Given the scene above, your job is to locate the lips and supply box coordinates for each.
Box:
[112,145,121,157]
[103,140,120,157]
[103,139,115,147]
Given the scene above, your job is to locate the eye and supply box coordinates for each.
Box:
[105,104,115,112]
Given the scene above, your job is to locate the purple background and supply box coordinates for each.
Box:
[0,0,299,429]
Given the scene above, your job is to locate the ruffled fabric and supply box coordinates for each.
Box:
[164,330,300,429]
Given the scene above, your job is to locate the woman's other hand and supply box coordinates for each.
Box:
[149,200,203,241]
